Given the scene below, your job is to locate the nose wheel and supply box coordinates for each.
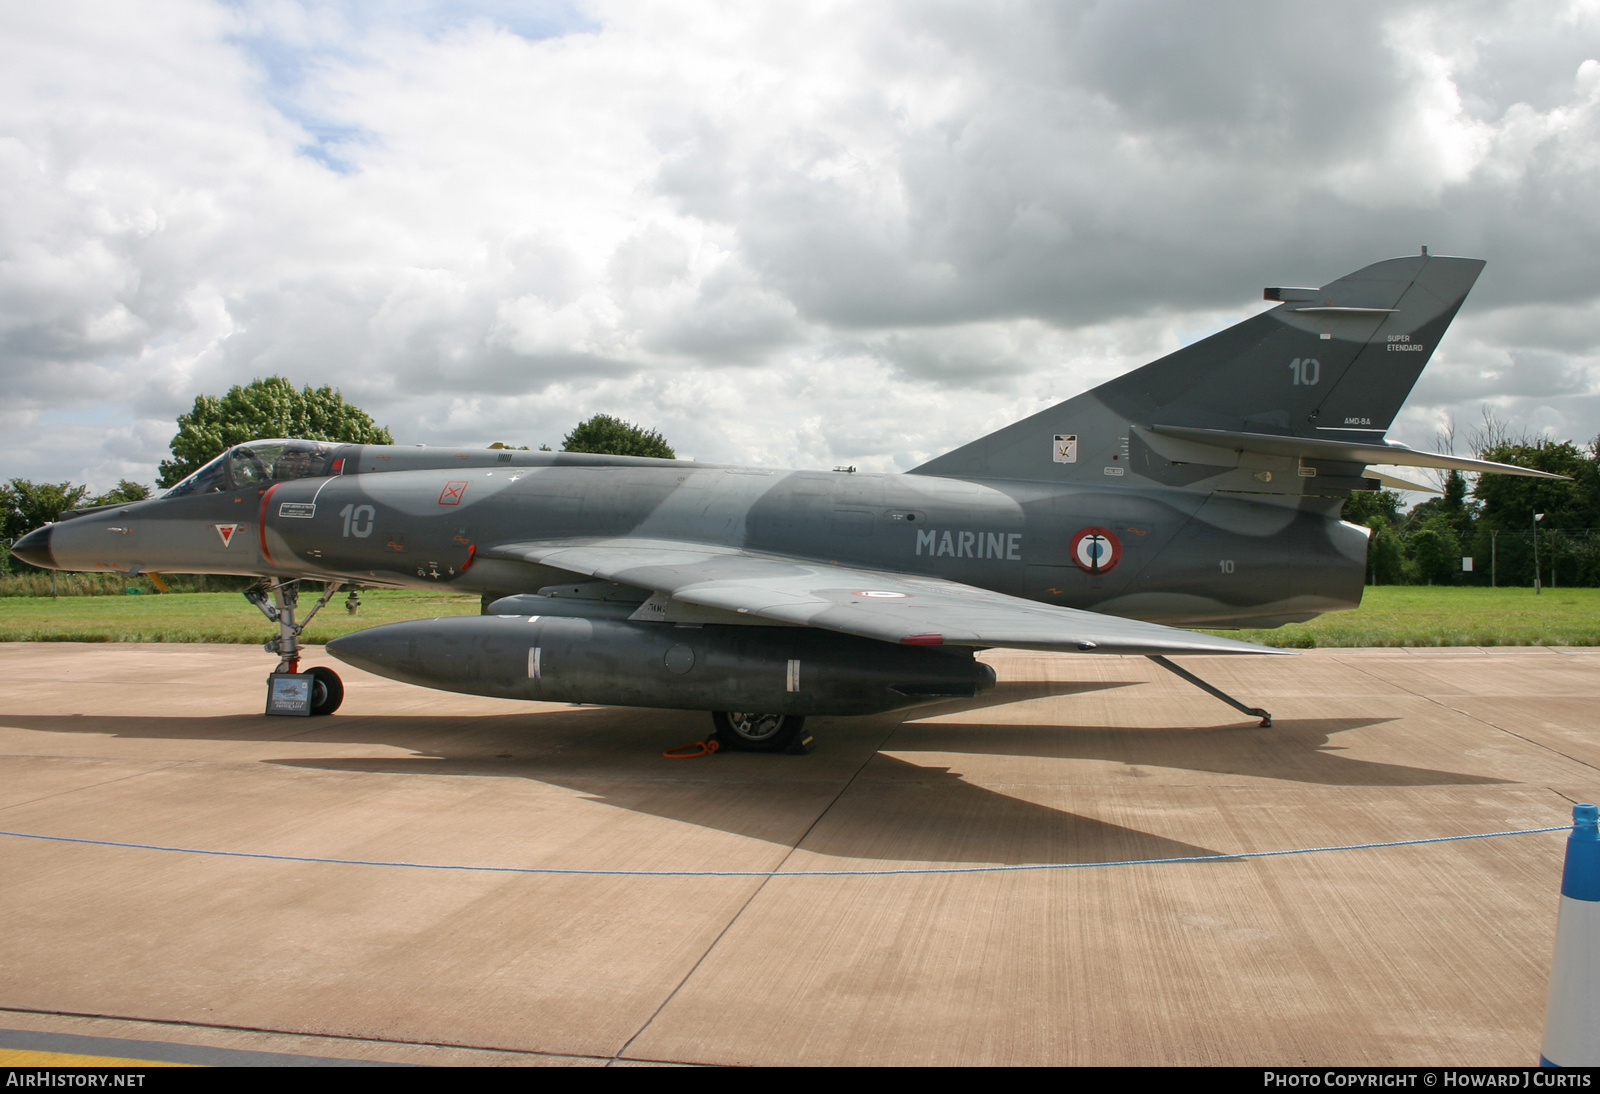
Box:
[247,579,347,716]
[306,665,344,716]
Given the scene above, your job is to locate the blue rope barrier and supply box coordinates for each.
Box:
[0,825,1571,878]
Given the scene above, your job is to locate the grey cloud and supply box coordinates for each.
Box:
[13,1,1600,488]
[1051,1,1414,155]
[654,2,1600,333]
[1457,303,1600,356]
[606,224,692,295]
[210,278,639,405]
[1410,349,1596,405]
[499,233,586,302]
[1398,391,1600,449]
[857,326,1043,391]
[641,272,804,362]
[1452,7,1600,117]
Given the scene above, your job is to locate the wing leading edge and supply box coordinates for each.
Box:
[482,539,1288,657]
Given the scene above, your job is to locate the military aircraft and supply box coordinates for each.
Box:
[12,252,1561,753]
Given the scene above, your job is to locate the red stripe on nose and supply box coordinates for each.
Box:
[900,633,944,646]
[258,483,280,564]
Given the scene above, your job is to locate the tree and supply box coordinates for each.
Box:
[1414,527,1452,585]
[0,478,152,578]
[1408,471,1476,540]
[1439,470,1474,537]
[1342,491,1406,585]
[561,414,676,459]
[1471,440,1597,532]
[158,377,394,487]
[1,479,91,541]
[1342,489,1402,527]
[1368,522,1407,584]
[91,480,151,507]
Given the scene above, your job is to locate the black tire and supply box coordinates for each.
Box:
[307,666,344,716]
[711,711,806,753]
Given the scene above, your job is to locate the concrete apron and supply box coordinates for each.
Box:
[0,642,1593,1066]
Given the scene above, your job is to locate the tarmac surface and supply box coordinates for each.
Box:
[1,641,1596,1066]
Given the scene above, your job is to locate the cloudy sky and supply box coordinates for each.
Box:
[5,0,1600,492]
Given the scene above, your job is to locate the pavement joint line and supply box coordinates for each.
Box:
[0,1006,679,1066]
[610,715,906,1062]
[0,760,190,817]
[1339,655,1600,775]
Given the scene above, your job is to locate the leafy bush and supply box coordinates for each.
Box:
[561,414,676,459]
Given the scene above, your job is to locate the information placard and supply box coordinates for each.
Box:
[266,672,314,716]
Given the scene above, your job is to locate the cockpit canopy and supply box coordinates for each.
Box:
[162,440,344,498]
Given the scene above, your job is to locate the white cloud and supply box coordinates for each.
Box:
[3,0,1600,493]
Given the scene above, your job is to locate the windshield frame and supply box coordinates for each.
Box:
[160,452,231,498]
[161,439,345,498]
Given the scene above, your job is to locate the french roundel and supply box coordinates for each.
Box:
[1069,526,1122,574]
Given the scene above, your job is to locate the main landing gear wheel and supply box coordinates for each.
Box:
[711,711,807,753]
[307,665,344,716]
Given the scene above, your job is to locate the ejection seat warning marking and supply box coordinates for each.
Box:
[439,481,468,505]
[1053,434,1078,463]
[278,502,315,518]
[214,524,238,547]
[528,647,541,679]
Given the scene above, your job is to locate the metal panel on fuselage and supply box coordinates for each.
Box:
[247,463,1363,625]
[41,444,1365,626]
[44,486,269,577]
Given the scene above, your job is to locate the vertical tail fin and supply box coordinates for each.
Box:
[911,254,1484,489]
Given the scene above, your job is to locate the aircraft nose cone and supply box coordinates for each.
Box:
[10,525,56,569]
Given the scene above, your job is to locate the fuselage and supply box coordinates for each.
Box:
[27,441,1368,630]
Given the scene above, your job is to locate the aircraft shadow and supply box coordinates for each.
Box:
[1,697,1501,865]
[267,751,1226,866]
[0,708,1226,866]
[884,718,1505,788]
[903,678,1136,719]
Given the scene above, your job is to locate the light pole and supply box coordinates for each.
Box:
[1534,512,1546,594]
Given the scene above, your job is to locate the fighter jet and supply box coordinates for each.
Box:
[12,252,1560,752]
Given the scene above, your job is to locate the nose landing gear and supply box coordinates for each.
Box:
[247,578,347,716]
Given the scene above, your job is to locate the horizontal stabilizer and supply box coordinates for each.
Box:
[1141,425,1570,480]
[1366,467,1441,493]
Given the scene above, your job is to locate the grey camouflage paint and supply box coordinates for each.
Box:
[16,254,1526,715]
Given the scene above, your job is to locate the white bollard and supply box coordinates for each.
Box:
[1542,802,1600,1067]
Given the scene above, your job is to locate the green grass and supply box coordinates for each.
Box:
[1208,586,1600,648]
[0,585,1594,647]
[0,589,481,644]
[0,571,250,597]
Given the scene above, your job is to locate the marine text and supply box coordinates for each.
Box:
[915,529,1022,560]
